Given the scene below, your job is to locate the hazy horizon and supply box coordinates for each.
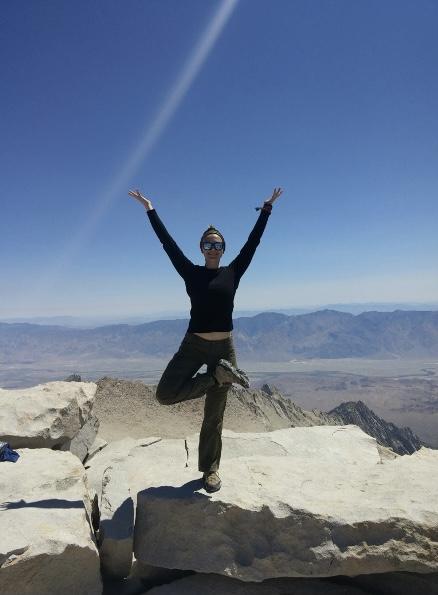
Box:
[2,301,438,329]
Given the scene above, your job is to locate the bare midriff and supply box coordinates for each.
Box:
[192,331,232,341]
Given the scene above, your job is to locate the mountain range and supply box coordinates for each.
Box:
[2,302,438,328]
[1,309,438,362]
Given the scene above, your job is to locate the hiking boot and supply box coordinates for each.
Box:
[203,470,221,493]
[213,359,250,388]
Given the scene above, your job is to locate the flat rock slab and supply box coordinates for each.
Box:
[0,381,97,449]
[0,448,102,595]
[131,425,438,580]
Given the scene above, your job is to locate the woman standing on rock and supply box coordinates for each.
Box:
[127,187,283,492]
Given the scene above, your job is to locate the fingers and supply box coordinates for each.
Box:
[265,187,283,204]
[271,187,283,200]
[128,189,147,201]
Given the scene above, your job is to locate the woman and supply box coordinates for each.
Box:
[128,187,283,492]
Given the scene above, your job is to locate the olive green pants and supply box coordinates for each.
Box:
[156,331,237,473]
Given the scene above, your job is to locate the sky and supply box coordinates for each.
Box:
[1,0,438,320]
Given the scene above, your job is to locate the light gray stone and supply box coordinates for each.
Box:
[85,436,162,505]
[85,436,108,463]
[98,464,134,579]
[0,381,97,449]
[131,426,438,580]
[61,414,100,462]
[0,448,102,595]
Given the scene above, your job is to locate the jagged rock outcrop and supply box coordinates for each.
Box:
[93,378,339,444]
[0,381,99,461]
[0,448,102,595]
[244,383,337,428]
[94,378,426,458]
[64,374,82,382]
[329,400,424,454]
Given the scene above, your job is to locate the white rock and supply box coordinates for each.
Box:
[131,425,438,580]
[84,436,161,580]
[85,436,161,504]
[0,448,102,595]
[0,381,97,449]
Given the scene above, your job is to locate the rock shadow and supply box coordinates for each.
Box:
[137,478,209,501]
[1,498,84,510]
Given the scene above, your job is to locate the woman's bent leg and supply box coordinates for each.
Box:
[156,335,216,405]
[198,339,237,472]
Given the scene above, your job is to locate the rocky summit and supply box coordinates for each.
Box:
[1,379,438,594]
[93,377,425,457]
[85,426,438,582]
[329,399,424,455]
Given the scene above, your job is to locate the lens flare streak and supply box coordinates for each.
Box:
[31,0,239,303]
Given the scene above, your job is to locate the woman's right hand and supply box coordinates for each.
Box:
[128,189,154,211]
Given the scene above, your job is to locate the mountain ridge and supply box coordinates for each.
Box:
[2,309,438,361]
[2,301,438,328]
[91,376,427,456]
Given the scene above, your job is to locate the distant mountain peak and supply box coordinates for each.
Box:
[329,400,424,455]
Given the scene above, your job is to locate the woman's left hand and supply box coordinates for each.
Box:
[265,187,283,205]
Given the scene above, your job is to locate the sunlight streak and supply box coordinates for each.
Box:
[31,0,239,304]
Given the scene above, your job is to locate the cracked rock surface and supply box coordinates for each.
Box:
[86,425,438,582]
[0,448,102,595]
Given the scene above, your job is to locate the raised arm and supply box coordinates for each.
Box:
[229,188,283,280]
[128,189,193,279]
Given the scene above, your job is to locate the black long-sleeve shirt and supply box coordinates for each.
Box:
[147,208,272,332]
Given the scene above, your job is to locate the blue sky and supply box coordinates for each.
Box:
[2,0,438,319]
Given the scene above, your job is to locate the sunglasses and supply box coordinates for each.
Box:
[202,241,224,251]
